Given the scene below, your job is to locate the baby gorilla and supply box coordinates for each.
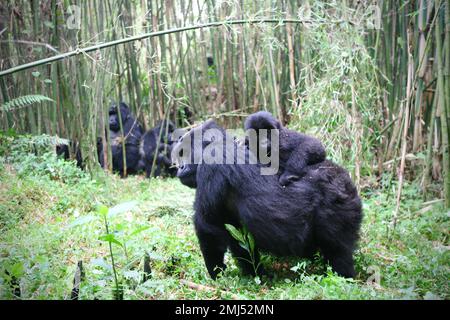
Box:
[244,111,326,186]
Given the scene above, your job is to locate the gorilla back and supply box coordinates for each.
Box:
[173,121,362,279]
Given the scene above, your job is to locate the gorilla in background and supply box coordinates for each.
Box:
[140,119,176,178]
[176,106,194,127]
[96,136,106,169]
[56,141,83,168]
[57,137,108,170]
[244,111,326,187]
[106,102,143,176]
[172,120,362,279]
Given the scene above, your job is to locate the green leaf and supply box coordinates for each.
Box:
[99,234,123,247]
[108,201,138,217]
[44,79,52,84]
[97,205,109,217]
[129,225,150,237]
[10,262,24,278]
[247,232,255,253]
[32,71,40,77]
[290,265,300,272]
[225,224,244,243]
[239,243,249,251]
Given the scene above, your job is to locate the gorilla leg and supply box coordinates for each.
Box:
[320,244,356,278]
[194,215,228,279]
[315,217,357,278]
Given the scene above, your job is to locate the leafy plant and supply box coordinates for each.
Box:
[97,204,123,300]
[225,224,263,283]
[1,95,54,112]
[1,261,24,298]
[70,201,144,299]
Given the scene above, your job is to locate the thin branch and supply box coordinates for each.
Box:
[0,18,306,77]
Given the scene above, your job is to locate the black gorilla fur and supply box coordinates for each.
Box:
[107,102,143,176]
[173,120,362,279]
[244,111,326,186]
[96,137,106,169]
[56,141,83,168]
[140,120,176,178]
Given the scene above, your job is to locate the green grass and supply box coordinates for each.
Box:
[0,156,448,300]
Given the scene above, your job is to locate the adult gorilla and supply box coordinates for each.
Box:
[172,120,362,279]
[107,102,143,176]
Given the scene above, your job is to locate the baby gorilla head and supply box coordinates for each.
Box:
[109,102,130,132]
[244,111,326,187]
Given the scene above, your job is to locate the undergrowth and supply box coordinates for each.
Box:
[0,136,448,300]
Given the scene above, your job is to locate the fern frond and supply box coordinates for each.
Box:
[1,95,54,112]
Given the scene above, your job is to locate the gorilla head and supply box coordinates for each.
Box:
[109,102,131,132]
[171,120,222,188]
[244,111,282,132]
[244,111,326,187]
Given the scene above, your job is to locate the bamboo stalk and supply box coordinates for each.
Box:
[435,3,450,207]
[392,27,414,229]
[422,93,438,198]
[285,2,297,110]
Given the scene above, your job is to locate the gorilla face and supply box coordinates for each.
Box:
[172,132,198,189]
[109,103,130,132]
[177,163,198,188]
[171,120,222,189]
